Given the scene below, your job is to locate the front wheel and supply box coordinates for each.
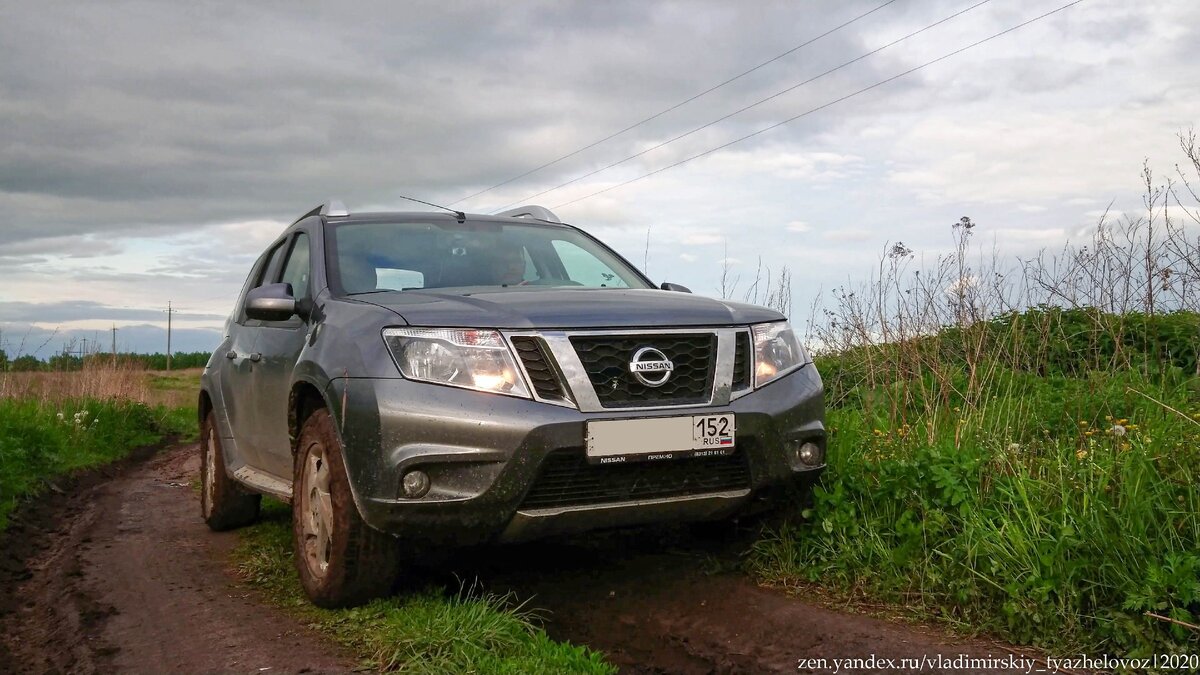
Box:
[292,408,400,608]
[199,411,261,531]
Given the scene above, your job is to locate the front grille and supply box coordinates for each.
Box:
[732,331,751,391]
[570,334,716,408]
[510,336,568,402]
[520,449,751,510]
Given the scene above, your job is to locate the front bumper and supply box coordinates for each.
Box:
[325,363,824,545]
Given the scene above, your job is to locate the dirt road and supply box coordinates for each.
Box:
[1,444,1029,674]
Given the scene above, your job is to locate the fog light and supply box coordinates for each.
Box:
[401,470,431,498]
[797,442,822,466]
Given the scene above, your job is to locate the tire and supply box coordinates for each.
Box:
[200,411,261,531]
[292,408,400,608]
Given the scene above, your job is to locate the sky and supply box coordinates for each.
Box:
[1,0,1198,357]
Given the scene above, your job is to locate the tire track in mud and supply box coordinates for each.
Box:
[0,444,351,674]
[2,443,1032,674]
[461,528,1026,674]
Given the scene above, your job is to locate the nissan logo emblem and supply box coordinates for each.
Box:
[629,347,674,387]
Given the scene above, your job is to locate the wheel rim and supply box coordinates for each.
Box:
[301,442,334,580]
[202,431,217,518]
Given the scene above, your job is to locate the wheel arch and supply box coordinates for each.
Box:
[290,379,332,455]
[198,388,214,427]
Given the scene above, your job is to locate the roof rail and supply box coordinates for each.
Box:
[292,200,349,225]
[320,200,349,217]
[494,205,560,223]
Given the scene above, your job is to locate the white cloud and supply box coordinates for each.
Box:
[786,220,811,233]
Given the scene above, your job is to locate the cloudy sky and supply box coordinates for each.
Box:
[1,0,1197,356]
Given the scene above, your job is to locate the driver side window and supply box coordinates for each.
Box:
[279,234,311,303]
[551,240,630,288]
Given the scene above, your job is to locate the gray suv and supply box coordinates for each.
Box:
[198,202,825,607]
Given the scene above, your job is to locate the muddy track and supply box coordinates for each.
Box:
[2,444,1029,674]
[0,443,352,673]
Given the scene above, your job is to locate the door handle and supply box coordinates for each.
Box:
[249,352,262,362]
[226,351,237,359]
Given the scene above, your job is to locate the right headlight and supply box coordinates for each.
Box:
[752,320,810,388]
[382,327,531,398]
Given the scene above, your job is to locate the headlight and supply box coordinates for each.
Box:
[382,328,530,398]
[752,320,810,388]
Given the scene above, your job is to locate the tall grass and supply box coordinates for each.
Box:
[754,143,1200,655]
[0,359,198,530]
[0,358,150,403]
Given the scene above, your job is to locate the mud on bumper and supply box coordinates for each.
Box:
[324,363,824,546]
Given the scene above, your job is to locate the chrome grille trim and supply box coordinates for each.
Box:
[505,328,744,414]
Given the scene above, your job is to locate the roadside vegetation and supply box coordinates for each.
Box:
[0,360,198,530]
[233,500,614,674]
[752,146,1200,656]
[0,348,212,372]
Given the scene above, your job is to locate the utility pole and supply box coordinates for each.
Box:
[111,324,118,365]
[164,301,178,370]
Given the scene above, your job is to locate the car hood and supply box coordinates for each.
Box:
[351,288,783,329]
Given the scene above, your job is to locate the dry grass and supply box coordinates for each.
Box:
[0,361,202,408]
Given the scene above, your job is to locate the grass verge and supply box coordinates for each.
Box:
[751,315,1200,656]
[232,500,615,674]
[0,397,197,531]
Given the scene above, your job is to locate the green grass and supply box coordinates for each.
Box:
[0,397,196,530]
[232,501,615,674]
[750,369,1200,656]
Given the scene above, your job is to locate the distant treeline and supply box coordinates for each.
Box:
[0,350,212,371]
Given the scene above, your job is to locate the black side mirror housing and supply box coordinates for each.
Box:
[245,283,297,321]
[659,281,692,293]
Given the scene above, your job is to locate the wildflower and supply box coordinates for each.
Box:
[56,412,64,421]
[1007,443,1021,453]
[1109,424,1126,437]
[1078,420,1089,427]
[1116,418,1127,425]
[1127,424,1138,431]
[1076,449,1088,460]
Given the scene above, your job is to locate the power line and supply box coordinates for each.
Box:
[496,0,993,212]
[449,0,900,207]
[550,0,1087,212]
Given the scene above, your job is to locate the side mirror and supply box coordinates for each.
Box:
[660,282,692,293]
[245,283,297,321]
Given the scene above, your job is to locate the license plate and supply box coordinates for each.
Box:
[585,414,735,464]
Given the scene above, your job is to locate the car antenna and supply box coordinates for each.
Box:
[396,195,466,222]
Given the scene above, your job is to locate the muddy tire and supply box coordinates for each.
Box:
[200,411,261,531]
[292,408,400,608]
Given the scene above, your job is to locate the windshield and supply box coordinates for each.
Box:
[328,219,652,294]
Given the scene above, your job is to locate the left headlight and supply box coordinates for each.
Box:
[382,328,531,398]
[752,320,810,388]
